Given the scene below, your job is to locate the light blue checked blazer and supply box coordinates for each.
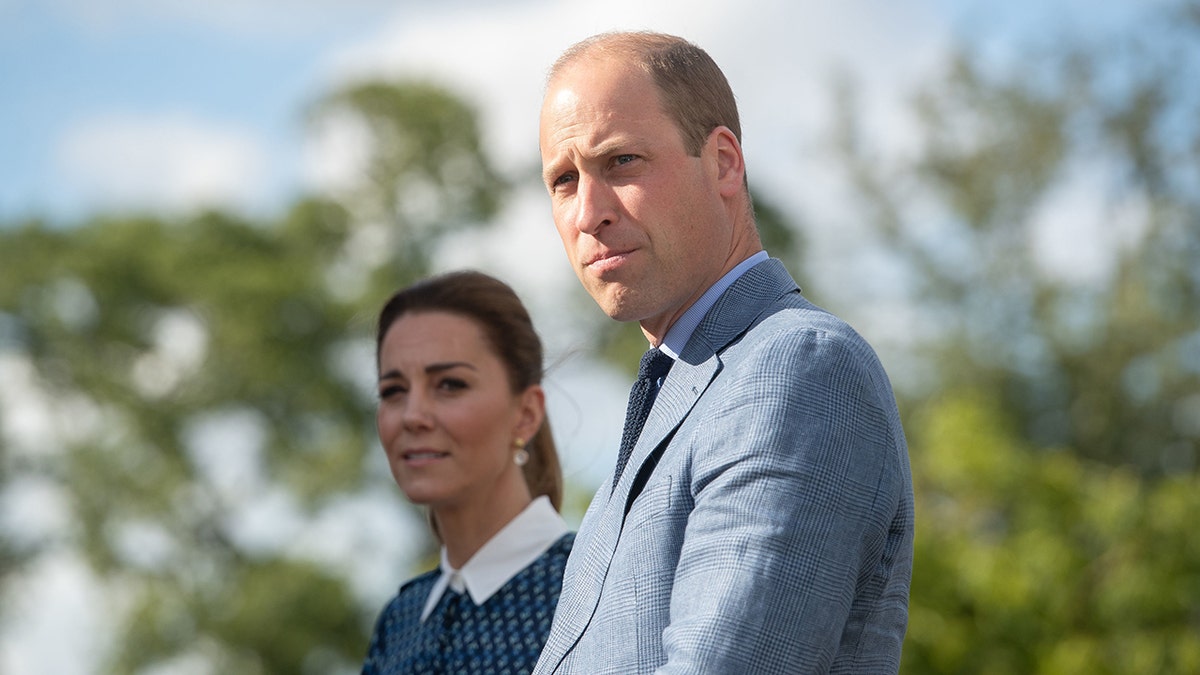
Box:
[534,259,914,674]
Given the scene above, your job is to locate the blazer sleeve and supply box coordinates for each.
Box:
[658,323,911,673]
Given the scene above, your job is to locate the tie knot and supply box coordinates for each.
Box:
[638,348,674,382]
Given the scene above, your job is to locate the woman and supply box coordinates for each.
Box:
[362,271,574,675]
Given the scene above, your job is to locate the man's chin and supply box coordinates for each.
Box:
[598,299,648,324]
[590,289,636,322]
[581,278,653,322]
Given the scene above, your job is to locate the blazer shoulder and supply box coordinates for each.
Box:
[720,297,902,418]
[396,568,439,597]
[749,296,879,359]
[690,258,869,361]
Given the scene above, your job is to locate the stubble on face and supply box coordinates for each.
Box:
[540,57,724,336]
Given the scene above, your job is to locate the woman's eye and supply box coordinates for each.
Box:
[378,384,405,400]
[438,378,468,393]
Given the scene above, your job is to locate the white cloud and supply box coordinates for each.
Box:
[37,0,409,39]
[309,0,950,248]
[340,2,930,157]
[56,113,270,214]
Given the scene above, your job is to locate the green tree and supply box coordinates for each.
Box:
[0,205,372,672]
[902,390,1200,674]
[830,1,1200,475]
[0,79,505,673]
[820,2,1200,672]
[310,80,506,277]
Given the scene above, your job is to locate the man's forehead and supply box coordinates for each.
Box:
[542,85,583,117]
[543,63,659,121]
[549,52,649,92]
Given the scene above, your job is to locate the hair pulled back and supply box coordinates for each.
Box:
[376,270,563,510]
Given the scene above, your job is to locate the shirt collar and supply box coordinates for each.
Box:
[419,496,569,622]
[660,251,769,359]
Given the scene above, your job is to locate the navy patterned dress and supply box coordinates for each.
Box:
[362,533,574,675]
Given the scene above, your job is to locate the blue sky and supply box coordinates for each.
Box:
[1,1,400,219]
[0,0,1157,222]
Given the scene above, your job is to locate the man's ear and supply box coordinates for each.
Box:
[707,126,746,198]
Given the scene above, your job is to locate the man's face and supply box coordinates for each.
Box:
[539,57,735,335]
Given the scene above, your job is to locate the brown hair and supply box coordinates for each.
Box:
[376,270,563,510]
[548,31,742,157]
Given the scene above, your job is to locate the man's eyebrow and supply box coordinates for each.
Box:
[542,139,635,182]
[542,161,567,184]
[590,139,628,158]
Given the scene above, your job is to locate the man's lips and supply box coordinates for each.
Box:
[584,248,635,272]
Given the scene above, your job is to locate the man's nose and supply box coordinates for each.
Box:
[574,174,617,235]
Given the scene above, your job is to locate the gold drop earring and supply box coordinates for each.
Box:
[513,438,529,466]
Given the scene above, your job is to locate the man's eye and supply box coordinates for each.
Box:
[552,173,576,189]
[613,154,636,166]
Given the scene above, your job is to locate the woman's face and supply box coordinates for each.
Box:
[376,311,541,513]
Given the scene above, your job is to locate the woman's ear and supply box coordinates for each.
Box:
[514,384,546,441]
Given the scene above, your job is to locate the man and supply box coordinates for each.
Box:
[535,31,913,674]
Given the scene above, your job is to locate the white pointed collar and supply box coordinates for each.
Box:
[419,496,568,622]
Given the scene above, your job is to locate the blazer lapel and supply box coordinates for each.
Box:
[540,354,719,672]
[683,258,799,361]
[614,353,717,499]
[540,259,801,671]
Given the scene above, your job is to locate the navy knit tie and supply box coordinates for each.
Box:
[613,348,673,493]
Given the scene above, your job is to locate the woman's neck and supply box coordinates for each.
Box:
[435,483,532,569]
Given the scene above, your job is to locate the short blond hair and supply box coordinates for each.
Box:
[548,31,742,157]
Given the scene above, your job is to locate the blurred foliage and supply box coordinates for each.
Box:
[0,79,502,673]
[902,390,1200,674]
[831,1,1200,476]
[823,2,1200,673]
[309,80,506,275]
[0,204,371,672]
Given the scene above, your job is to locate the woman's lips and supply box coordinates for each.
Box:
[401,449,449,464]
